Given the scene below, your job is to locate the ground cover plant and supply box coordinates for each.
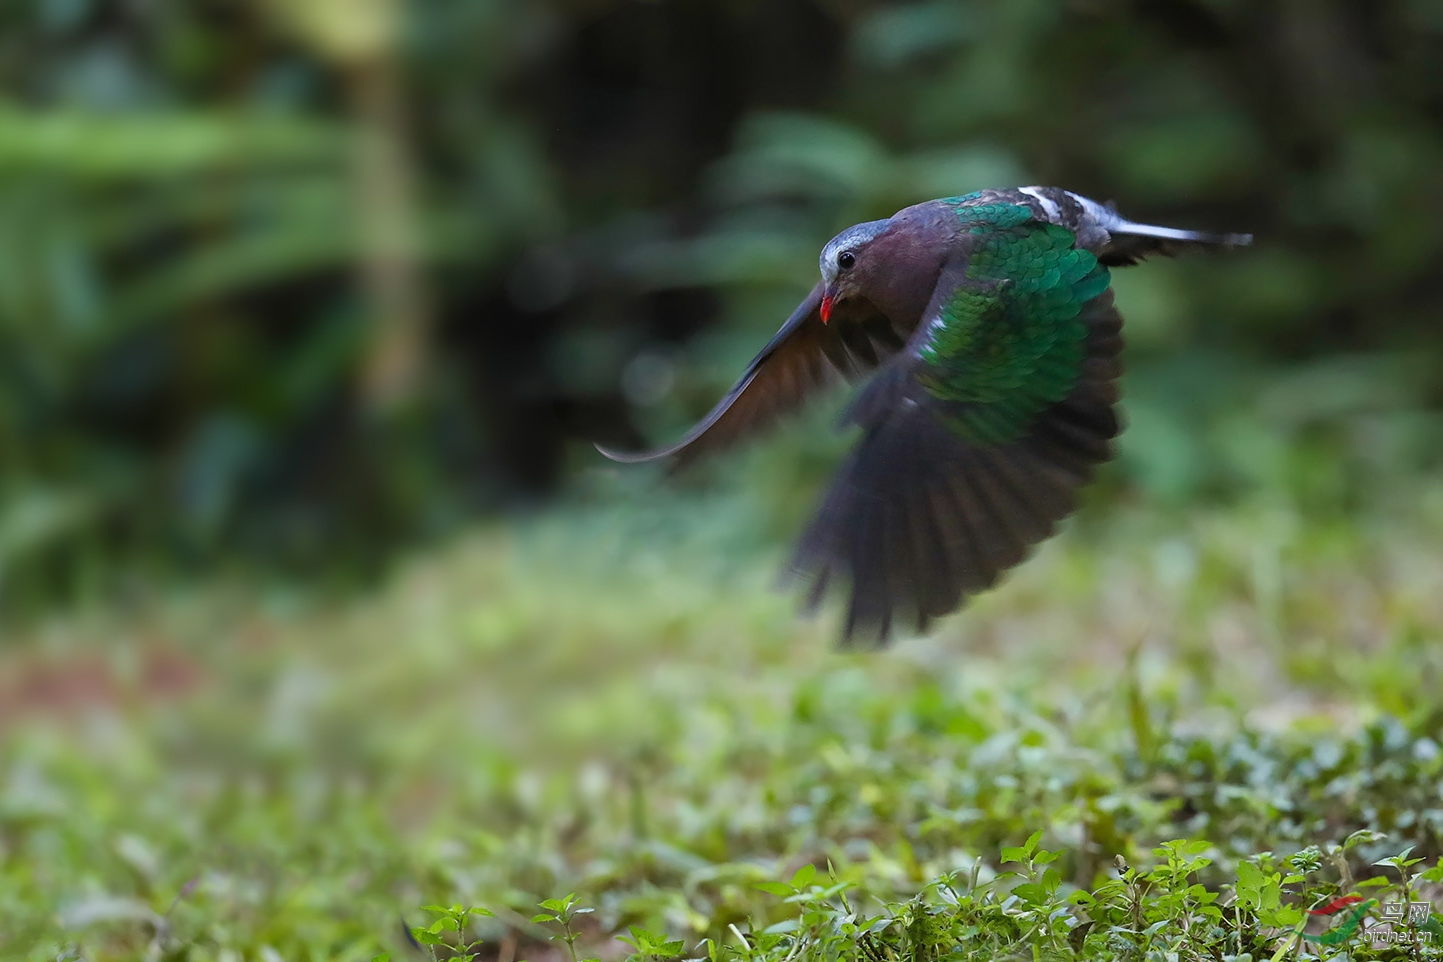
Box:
[4,456,1443,961]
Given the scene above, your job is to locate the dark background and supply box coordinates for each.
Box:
[3,0,1442,615]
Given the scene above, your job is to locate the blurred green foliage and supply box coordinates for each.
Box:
[2,0,1442,611]
[5,478,1443,958]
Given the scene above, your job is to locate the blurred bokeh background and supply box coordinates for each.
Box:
[2,0,1441,612]
[5,2,1443,958]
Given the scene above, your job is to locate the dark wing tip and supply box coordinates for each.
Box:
[594,441,674,465]
[593,367,765,468]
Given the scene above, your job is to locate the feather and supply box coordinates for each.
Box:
[597,287,912,470]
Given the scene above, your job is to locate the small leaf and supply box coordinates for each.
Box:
[1375,846,1414,867]
[1011,882,1051,905]
[1272,906,1303,926]
[762,919,800,935]
[755,882,794,896]
[1342,830,1386,852]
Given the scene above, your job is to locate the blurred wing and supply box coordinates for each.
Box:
[597,282,905,469]
[790,237,1125,644]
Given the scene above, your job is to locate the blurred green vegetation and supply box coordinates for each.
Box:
[2,0,1442,612]
[4,477,1443,958]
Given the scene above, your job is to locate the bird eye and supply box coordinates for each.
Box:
[837,250,856,270]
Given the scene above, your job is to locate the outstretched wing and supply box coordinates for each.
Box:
[789,217,1124,644]
[597,283,905,469]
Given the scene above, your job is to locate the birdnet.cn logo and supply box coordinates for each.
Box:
[1304,896,1435,947]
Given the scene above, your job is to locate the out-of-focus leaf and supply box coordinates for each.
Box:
[0,107,343,178]
[1105,112,1262,199]
[852,1,980,69]
[709,113,887,203]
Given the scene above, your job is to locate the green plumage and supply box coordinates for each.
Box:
[918,199,1111,444]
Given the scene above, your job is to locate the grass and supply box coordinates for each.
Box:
[3,454,1443,961]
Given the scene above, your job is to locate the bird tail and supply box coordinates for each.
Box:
[1063,191,1252,265]
[1104,218,1253,264]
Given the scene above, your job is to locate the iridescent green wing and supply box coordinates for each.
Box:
[788,202,1125,645]
[919,201,1113,444]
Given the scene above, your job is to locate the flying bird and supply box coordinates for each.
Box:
[599,187,1251,643]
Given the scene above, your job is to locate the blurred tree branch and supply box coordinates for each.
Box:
[258,0,431,413]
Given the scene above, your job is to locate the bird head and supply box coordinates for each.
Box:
[818,218,891,323]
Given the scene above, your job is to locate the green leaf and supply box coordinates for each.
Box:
[1011,882,1052,905]
[621,925,686,958]
[1272,906,1303,926]
[755,882,794,896]
[1343,830,1386,852]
